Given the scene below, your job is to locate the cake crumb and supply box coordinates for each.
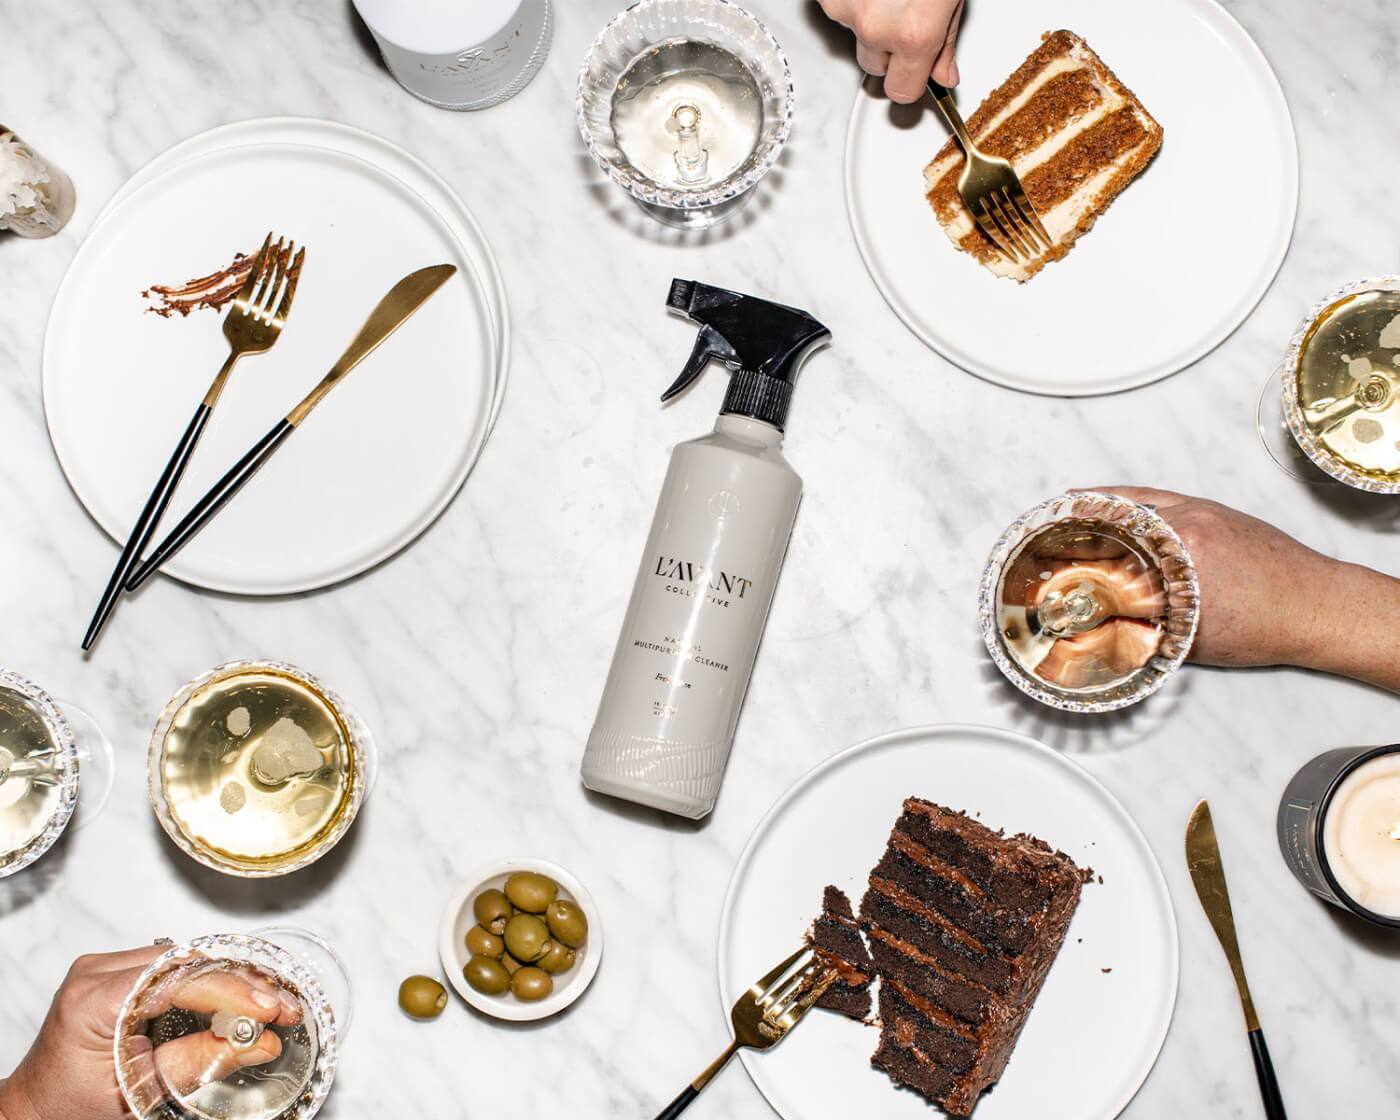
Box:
[1101,967,1112,973]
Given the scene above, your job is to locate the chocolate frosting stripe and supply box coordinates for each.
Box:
[868,875,988,955]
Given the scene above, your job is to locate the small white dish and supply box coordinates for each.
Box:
[438,857,603,1022]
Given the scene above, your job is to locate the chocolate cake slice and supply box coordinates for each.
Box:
[861,798,1089,1116]
[805,885,875,1019]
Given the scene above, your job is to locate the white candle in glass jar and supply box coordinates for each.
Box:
[1322,751,1400,918]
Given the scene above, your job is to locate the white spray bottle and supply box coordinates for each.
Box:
[581,279,831,819]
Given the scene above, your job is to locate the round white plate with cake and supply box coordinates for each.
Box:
[718,724,1177,1119]
[844,0,1297,396]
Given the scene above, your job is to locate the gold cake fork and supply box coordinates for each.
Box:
[926,78,1052,263]
[82,232,304,650]
[652,945,837,1119]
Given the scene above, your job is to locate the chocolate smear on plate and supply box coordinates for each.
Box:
[142,242,289,317]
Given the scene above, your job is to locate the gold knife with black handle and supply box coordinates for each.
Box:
[1184,799,1287,1120]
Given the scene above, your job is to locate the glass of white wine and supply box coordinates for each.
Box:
[148,661,374,878]
[1257,276,1400,493]
[577,0,793,229]
[979,492,1199,713]
[114,930,347,1120]
[0,668,114,878]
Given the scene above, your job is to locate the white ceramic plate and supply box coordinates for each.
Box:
[91,116,510,434]
[45,135,501,594]
[718,725,1177,1119]
[845,0,1298,395]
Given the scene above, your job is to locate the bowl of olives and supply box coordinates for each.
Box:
[438,857,602,1021]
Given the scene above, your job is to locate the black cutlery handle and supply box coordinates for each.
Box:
[1248,1028,1287,1120]
[126,419,295,590]
[82,404,211,649]
[927,77,951,100]
[653,1085,698,1120]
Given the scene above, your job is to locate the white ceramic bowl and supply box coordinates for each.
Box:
[438,857,603,1022]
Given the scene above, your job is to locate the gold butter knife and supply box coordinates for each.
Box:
[125,263,457,588]
[1185,799,1288,1119]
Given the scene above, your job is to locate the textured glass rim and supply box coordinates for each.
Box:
[1281,275,1400,494]
[0,667,79,878]
[147,660,371,878]
[575,0,794,210]
[114,932,337,1120]
[978,492,1200,714]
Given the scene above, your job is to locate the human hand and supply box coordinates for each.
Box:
[1092,486,1400,692]
[0,946,301,1120]
[819,0,966,101]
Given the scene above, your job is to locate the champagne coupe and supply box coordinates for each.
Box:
[114,930,348,1120]
[979,492,1199,713]
[577,0,793,229]
[1257,276,1400,493]
[0,668,114,877]
[148,660,375,878]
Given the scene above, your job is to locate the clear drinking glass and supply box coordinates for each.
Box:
[979,492,1199,713]
[148,660,374,878]
[114,930,348,1120]
[1257,276,1400,493]
[577,0,793,229]
[0,668,114,877]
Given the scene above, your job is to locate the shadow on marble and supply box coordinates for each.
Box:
[0,827,71,918]
[976,633,1195,754]
[577,155,784,246]
[152,803,365,915]
[1321,901,1400,958]
[583,788,709,833]
[342,0,388,73]
[1302,479,1400,533]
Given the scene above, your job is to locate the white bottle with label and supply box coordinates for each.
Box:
[581,280,830,819]
[351,0,552,111]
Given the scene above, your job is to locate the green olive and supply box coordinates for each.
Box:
[465,925,504,958]
[537,940,577,974]
[500,951,523,975]
[473,889,513,935]
[510,966,553,1002]
[503,913,551,962]
[504,871,558,913]
[398,975,448,1019]
[463,954,511,996]
[545,900,589,948]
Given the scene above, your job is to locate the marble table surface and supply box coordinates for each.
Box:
[2,0,1398,1116]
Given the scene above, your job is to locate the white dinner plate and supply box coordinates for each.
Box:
[845,0,1298,395]
[718,725,1177,1119]
[91,116,510,434]
[45,133,502,594]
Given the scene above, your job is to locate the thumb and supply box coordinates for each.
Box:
[153,1027,284,1096]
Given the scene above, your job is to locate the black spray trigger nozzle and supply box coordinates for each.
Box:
[661,324,739,402]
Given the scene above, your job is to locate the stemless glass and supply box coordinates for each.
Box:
[115,931,346,1120]
[577,0,793,229]
[148,660,374,878]
[0,668,114,877]
[979,492,1199,713]
[1258,276,1400,492]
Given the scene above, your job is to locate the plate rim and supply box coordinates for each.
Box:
[43,133,502,596]
[716,721,1180,1119]
[842,0,1300,396]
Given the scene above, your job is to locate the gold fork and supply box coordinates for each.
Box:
[653,946,837,1119]
[926,78,1052,263]
[82,232,305,650]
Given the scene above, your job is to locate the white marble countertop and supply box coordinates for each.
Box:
[2,0,1398,1117]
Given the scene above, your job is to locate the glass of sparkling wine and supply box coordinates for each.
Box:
[115,930,348,1120]
[979,492,1199,713]
[1257,276,1400,493]
[0,667,114,878]
[148,660,374,878]
[577,0,793,229]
